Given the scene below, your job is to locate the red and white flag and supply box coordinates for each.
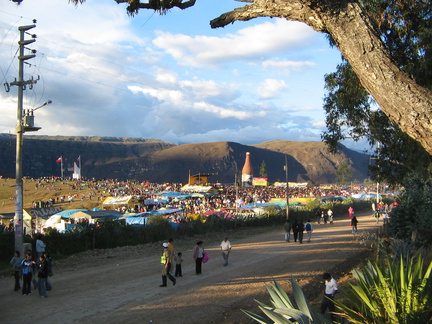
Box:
[56,156,62,162]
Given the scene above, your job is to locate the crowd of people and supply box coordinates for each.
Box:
[9,234,53,298]
[10,176,386,216]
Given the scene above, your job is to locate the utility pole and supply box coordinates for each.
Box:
[6,21,38,254]
[376,142,381,206]
[285,155,289,221]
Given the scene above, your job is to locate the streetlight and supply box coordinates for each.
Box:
[14,99,52,254]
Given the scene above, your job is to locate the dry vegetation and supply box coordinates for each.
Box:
[0,177,105,215]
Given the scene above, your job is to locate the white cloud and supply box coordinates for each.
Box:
[260,59,316,74]
[0,0,352,150]
[152,19,317,68]
[257,79,288,99]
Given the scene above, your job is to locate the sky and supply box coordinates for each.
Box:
[0,0,369,152]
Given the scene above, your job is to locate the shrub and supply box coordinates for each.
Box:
[334,244,432,324]
[243,278,328,323]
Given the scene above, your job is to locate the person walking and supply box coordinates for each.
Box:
[167,238,175,274]
[292,220,299,242]
[174,252,183,277]
[21,252,35,295]
[321,272,339,322]
[37,254,49,298]
[220,237,232,266]
[160,243,176,287]
[283,220,292,242]
[192,241,205,275]
[10,250,23,291]
[374,211,380,224]
[43,252,53,291]
[315,209,322,224]
[298,221,305,243]
[351,216,358,234]
[348,206,354,219]
[305,220,313,242]
[327,209,334,224]
[35,234,46,263]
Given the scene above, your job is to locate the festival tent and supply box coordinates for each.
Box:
[68,210,122,220]
[51,209,89,218]
[143,198,167,206]
[0,213,13,220]
[124,212,150,226]
[124,208,183,229]
[240,203,282,209]
[157,191,191,200]
[351,193,376,200]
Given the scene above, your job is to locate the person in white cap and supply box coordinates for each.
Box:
[160,243,176,287]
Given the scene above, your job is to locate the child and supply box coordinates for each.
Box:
[21,252,36,295]
[174,252,183,277]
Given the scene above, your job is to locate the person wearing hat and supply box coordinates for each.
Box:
[160,243,176,287]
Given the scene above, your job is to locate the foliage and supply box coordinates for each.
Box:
[243,278,329,324]
[334,247,432,324]
[322,0,432,185]
[260,161,268,178]
[388,172,432,245]
[335,161,353,185]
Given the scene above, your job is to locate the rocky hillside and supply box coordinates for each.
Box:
[0,134,370,184]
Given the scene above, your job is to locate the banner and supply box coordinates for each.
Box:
[253,177,268,186]
[103,196,133,205]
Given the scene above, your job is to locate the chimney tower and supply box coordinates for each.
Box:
[241,152,253,187]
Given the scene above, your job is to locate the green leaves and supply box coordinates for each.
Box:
[334,251,432,324]
[244,246,432,324]
[243,278,329,324]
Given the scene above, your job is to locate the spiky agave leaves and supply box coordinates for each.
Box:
[333,252,432,324]
[242,278,328,324]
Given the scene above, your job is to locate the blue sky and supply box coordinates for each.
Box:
[0,0,368,151]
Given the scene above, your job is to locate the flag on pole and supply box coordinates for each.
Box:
[56,156,62,162]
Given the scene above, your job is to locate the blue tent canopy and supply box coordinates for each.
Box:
[126,216,149,225]
[52,209,88,218]
[240,203,281,209]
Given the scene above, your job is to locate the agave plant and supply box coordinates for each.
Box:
[242,277,329,324]
[334,251,432,324]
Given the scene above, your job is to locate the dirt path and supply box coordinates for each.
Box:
[0,212,380,324]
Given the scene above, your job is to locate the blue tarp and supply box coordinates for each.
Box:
[126,216,149,225]
[157,191,191,200]
[52,209,88,218]
[240,203,281,209]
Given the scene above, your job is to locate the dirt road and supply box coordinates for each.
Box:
[0,212,379,324]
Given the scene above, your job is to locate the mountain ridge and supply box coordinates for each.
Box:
[0,134,370,184]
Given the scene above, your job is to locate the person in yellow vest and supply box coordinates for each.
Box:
[160,243,176,287]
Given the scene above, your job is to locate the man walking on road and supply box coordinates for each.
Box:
[160,243,176,287]
[220,237,232,266]
[321,272,338,321]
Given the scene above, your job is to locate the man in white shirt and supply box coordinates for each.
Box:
[321,272,338,321]
[220,237,232,266]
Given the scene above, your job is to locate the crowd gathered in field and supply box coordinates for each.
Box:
[6,176,394,216]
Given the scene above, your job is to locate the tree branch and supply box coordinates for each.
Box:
[210,0,327,32]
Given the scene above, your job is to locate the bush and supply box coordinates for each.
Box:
[335,244,432,324]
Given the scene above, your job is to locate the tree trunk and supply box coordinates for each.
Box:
[211,0,432,155]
